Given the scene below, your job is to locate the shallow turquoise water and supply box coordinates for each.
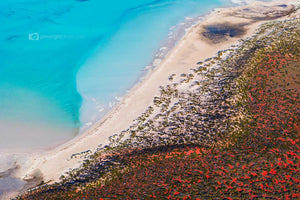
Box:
[0,0,232,150]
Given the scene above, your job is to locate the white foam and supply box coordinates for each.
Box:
[0,154,16,173]
[85,122,92,126]
[169,26,176,30]
[160,47,168,51]
[231,0,257,4]
[185,17,193,20]
[153,59,162,66]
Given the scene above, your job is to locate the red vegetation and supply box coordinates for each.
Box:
[78,52,299,199]
[17,28,299,200]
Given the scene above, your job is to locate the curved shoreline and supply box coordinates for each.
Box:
[7,0,298,199]
[77,13,206,134]
[76,2,235,134]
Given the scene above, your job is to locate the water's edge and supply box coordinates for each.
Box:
[77,1,237,134]
[1,1,248,199]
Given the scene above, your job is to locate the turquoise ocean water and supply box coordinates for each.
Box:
[0,0,252,197]
[0,0,233,152]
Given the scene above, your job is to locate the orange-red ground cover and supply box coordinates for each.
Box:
[19,46,299,199]
[18,19,300,200]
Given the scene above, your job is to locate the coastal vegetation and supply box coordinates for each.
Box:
[15,16,299,200]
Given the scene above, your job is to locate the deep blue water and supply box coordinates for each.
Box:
[0,0,232,151]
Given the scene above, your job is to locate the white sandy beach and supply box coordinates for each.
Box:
[8,0,298,197]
